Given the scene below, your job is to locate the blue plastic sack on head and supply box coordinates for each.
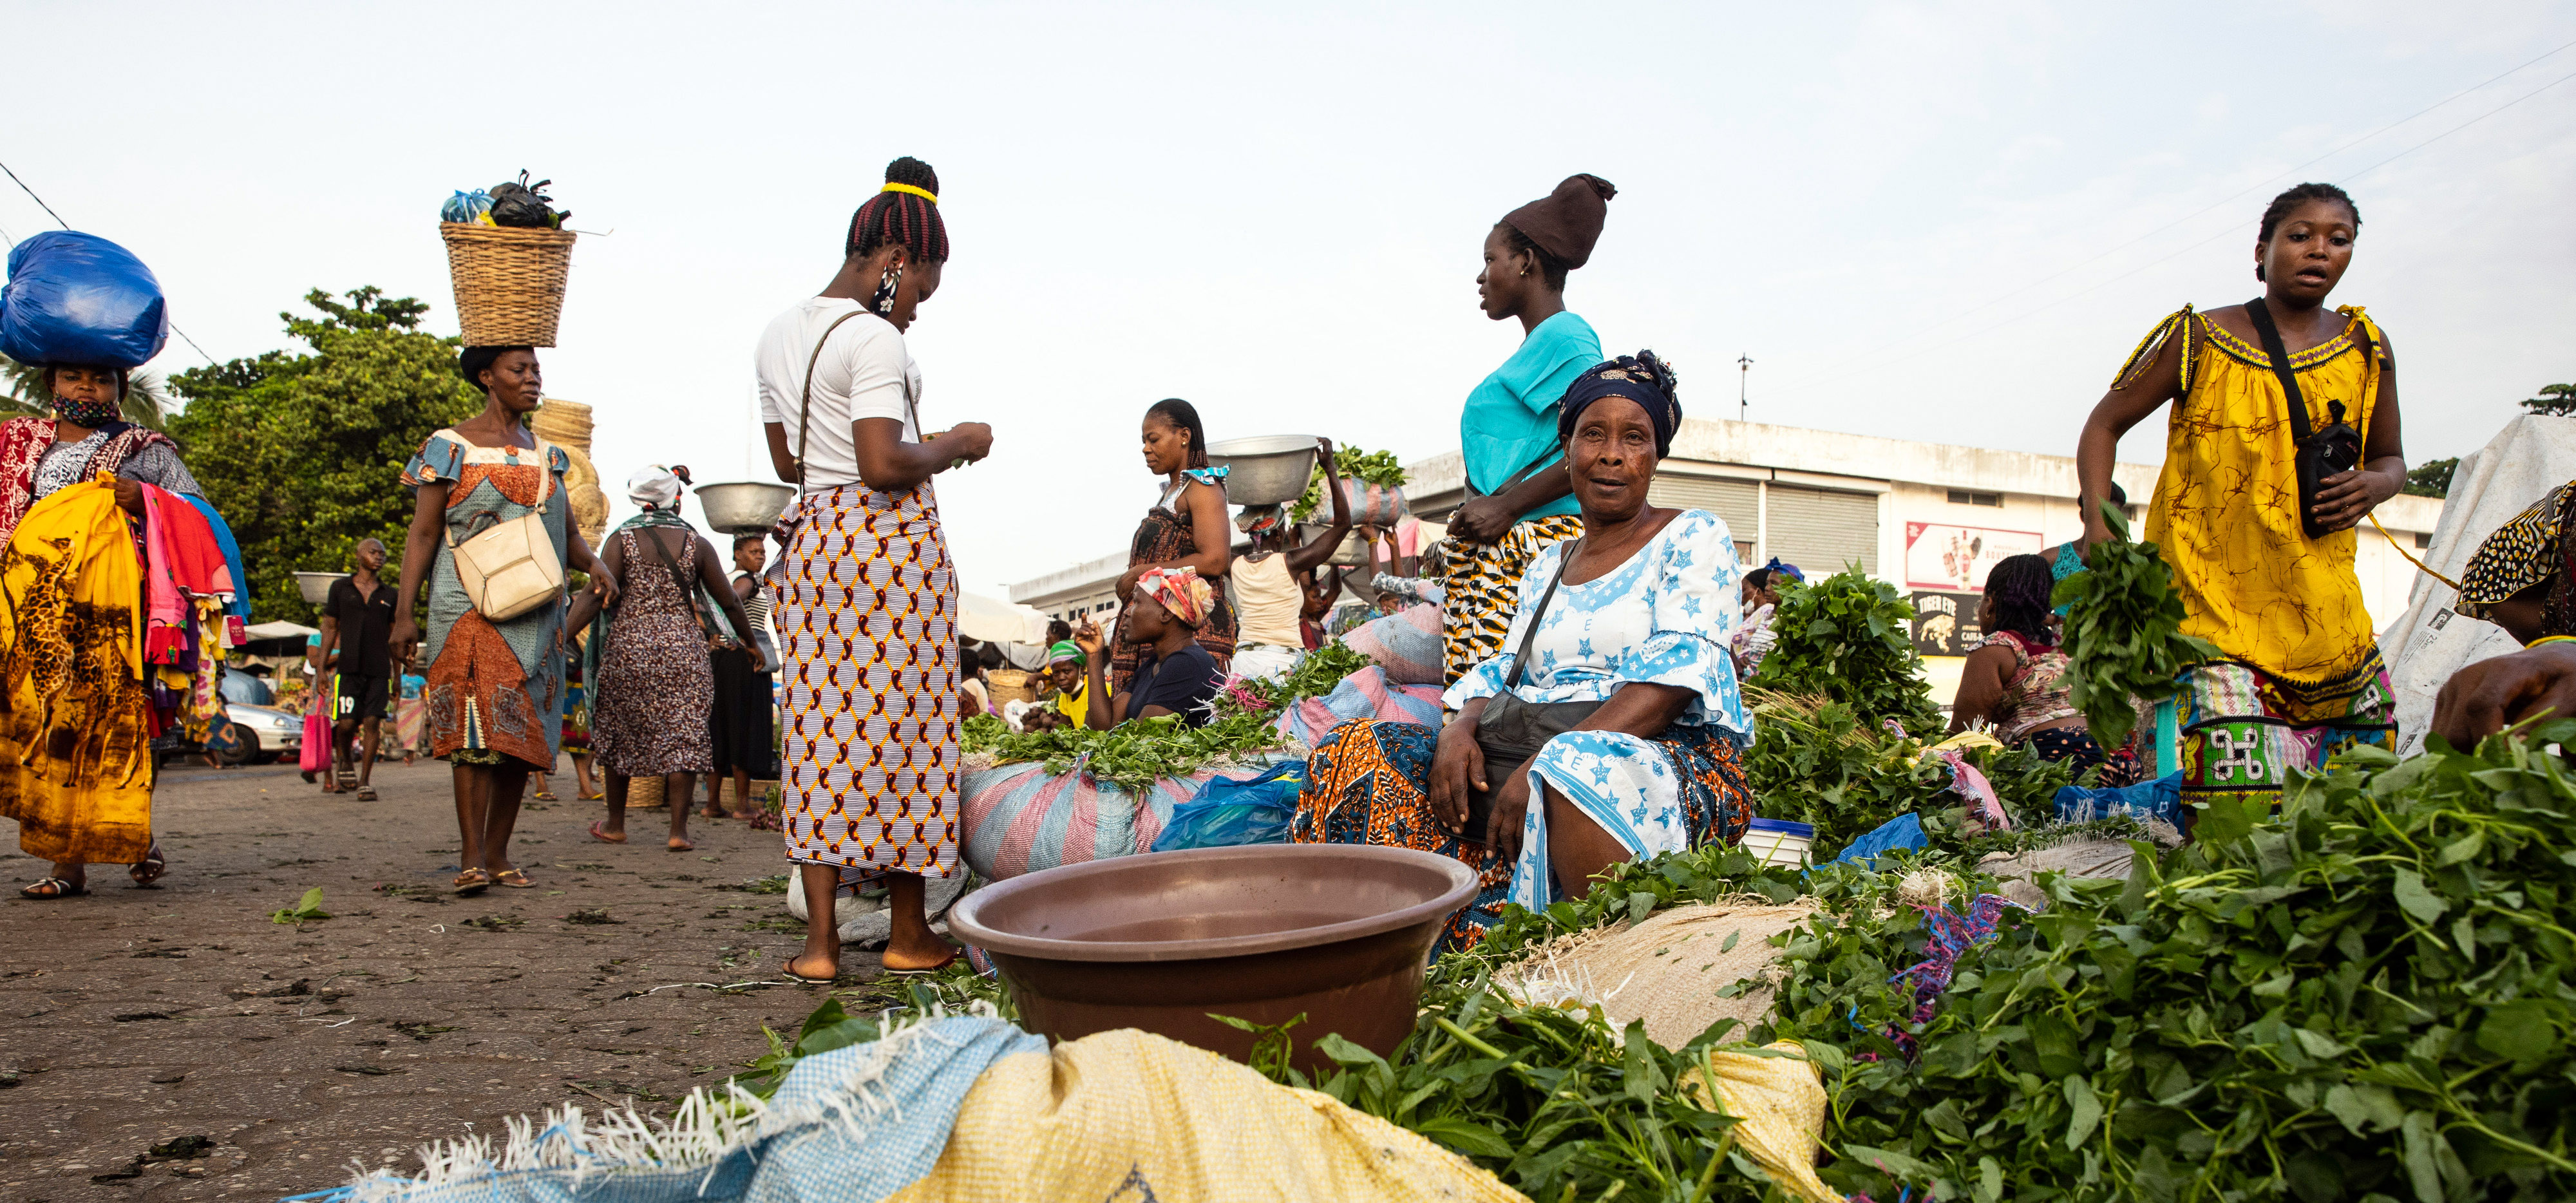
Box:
[1151,761,1303,853]
[0,232,169,368]
[440,189,493,224]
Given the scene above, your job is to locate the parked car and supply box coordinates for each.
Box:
[188,703,303,766]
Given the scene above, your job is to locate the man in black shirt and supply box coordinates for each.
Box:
[321,538,399,799]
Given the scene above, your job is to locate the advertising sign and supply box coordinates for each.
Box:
[1909,589,1982,658]
[1904,522,2045,592]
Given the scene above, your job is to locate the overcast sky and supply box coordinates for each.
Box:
[8,1,2572,597]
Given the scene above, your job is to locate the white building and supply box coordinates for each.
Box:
[1009,419,2446,688]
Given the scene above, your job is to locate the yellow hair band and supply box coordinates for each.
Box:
[881,182,938,204]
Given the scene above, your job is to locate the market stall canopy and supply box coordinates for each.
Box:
[241,620,320,659]
[961,593,1052,647]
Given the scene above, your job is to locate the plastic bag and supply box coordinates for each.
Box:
[440,189,493,224]
[0,231,167,368]
[486,172,569,229]
[1338,479,1408,526]
[2053,771,2184,828]
[1151,761,1305,852]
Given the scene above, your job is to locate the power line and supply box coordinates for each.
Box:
[0,156,219,366]
[1768,59,2576,399]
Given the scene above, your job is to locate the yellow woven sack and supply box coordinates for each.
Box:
[1680,1041,1839,1203]
[889,1028,1530,1203]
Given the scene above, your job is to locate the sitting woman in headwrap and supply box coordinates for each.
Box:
[1733,558,1800,677]
[1294,352,1755,952]
[1947,553,2108,775]
[2453,481,2576,647]
[1069,567,1227,730]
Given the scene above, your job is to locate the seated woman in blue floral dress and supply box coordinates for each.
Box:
[1292,352,1754,950]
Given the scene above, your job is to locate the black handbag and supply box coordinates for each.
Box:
[2244,298,2366,540]
[1463,540,1602,839]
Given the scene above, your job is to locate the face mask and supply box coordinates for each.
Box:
[53,390,119,428]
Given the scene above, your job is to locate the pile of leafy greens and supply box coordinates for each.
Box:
[2052,502,2217,749]
[1289,445,1410,522]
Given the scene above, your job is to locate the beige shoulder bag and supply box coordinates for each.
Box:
[444,430,567,622]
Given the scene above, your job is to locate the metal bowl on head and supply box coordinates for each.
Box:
[694,481,797,535]
[292,571,341,605]
[1206,435,1318,507]
[949,844,1479,1074]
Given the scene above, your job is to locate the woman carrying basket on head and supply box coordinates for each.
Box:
[391,345,618,895]
[755,157,990,982]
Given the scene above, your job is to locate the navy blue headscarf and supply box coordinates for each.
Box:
[1557,350,1681,457]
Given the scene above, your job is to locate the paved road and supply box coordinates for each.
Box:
[0,757,884,1202]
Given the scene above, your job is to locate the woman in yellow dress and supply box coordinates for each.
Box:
[2073,182,2406,810]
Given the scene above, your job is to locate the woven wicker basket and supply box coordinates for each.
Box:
[989,668,1041,709]
[440,223,576,346]
[625,775,666,809]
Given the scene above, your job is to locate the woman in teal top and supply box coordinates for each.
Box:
[1441,172,1616,686]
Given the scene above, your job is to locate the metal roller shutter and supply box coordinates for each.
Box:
[1765,483,1879,574]
[1645,475,1759,559]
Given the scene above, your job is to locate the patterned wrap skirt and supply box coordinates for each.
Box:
[768,482,959,880]
[1437,515,1584,688]
[1291,717,1751,952]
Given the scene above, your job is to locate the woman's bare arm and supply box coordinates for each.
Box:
[2076,331,2184,548]
[1946,644,2014,735]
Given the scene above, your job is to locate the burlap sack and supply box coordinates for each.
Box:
[1978,837,2141,910]
[1502,900,1820,1050]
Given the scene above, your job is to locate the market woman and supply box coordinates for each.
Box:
[708,532,778,819]
[1439,174,1616,687]
[575,465,757,851]
[2074,183,2405,807]
[390,346,616,895]
[1110,398,1234,692]
[1946,554,2108,775]
[2450,480,2576,646]
[755,156,990,981]
[1070,567,1229,730]
[1294,353,1754,950]
[1229,437,1349,681]
[1,363,203,898]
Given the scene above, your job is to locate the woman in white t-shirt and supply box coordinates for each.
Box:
[1231,437,1351,681]
[752,157,992,983]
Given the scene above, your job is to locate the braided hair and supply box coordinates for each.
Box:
[846,156,950,263]
[1146,398,1209,469]
[1983,553,2058,643]
[1493,222,1570,290]
[2255,184,2358,281]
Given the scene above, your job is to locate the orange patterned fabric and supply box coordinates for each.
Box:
[0,479,155,864]
[770,482,960,880]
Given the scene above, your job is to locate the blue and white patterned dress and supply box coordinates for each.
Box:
[1445,508,1752,910]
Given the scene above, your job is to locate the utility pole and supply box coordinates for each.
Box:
[1737,354,1752,422]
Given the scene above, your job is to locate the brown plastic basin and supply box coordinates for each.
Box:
[947,844,1479,1073]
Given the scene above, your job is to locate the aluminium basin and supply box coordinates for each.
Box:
[694,481,797,535]
[1205,435,1319,507]
[947,844,1478,1073]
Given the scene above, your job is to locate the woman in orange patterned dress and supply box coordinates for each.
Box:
[390,346,615,895]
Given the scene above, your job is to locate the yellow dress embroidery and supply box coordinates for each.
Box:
[2125,304,2387,705]
[0,477,155,864]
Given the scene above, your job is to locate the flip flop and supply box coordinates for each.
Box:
[587,821,627,844]
[533,788,559,801]
[880,948,963,976]
[129,844,167,888]
[356,785,379,802]
[19,876,86,899]
[452,868,491,896]
[782,954,840,985]
[492,867,536,889]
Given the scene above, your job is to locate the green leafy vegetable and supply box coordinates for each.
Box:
[1287,446,1409,523]
[2052,501,2218,749]
[269,886,330,924]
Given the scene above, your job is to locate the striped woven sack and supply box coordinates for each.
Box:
[1271,665,1444,746]
[960,763,1208,880]
[1338,602,1443,685]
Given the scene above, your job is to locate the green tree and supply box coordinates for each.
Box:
[3,352,178,430]
[2403,456,2458,498]
[169,287,479,623]
[2521,382,2575,416]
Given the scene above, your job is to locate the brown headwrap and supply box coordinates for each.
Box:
[1501,174,1618,269]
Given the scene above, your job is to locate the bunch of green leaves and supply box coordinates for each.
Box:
[960,712,1009,752]
[1287,445,1410,522]
[1761,726,2576,1202]
[2052,502,2217,750]
[964,711,1289,793]
[1218,641,1376,715]
[736,964,1016,1098]
[1739,688,2074,859]
[1746,569,1941,733]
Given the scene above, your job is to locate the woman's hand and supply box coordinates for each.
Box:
[589,569,620,611]
[1482,761,1534,862]
[1448,495,1517,544]
[1115,565,1145,601]
[112,478,146,515]
[1430,715,1487,834]
[390,618,421,665]
[2311,465,2402,533]
[939,422,994,467]
[1072,616,1106,659]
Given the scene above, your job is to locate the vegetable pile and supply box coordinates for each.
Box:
[1289,445,1410,522]
[2052,502,2217,749]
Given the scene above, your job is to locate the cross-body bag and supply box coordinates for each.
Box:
[445,431,565,622]
[2244,298,2366,541]
[1463,539,1603,840]
[630,524,737,646]
[793,308,923,495]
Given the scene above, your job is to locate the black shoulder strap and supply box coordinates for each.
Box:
[1504,538,1582,689]
[2245,298,2317,440]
